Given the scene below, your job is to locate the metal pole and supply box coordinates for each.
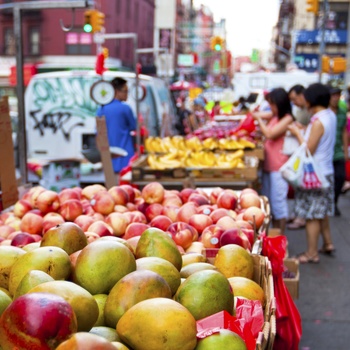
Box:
[134,36,140,157]
[345,1,350,88]
[13,7,27,184]
[318,0,329,82]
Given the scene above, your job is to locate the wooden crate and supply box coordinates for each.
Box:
[131,155,187,181]
[283,258,300,300]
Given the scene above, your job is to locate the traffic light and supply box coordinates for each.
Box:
[83,9,105,33]
[83,10,93,33]
[321,56,330,73]
[210,36,224,51]
[331,57,346,74]
[306,0,318,14]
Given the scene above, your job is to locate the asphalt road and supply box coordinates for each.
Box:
[285,191,350,350]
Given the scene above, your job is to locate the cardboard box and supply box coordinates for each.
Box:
[283,258,300,299]
[38,159,80,192]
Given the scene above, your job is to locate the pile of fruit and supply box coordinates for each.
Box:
[145,136,256,153]
[0,183,269,349]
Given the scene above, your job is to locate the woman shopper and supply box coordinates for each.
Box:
[288,83,336,263]
[253,88,294,235]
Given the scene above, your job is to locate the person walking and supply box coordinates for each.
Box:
[253,88,294,235]
[328,86,348,216]
[288,83,336,263]
[96,77,136,174]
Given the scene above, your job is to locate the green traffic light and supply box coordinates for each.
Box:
[84,23,93,33]
[214,44,221,51]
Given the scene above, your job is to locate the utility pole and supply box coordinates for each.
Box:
[0,1,94,184]
[345,1,350,88]
[318,0,329,82]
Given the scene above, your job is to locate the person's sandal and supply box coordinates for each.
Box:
[319,243,336,256]
[295,252,319,264]
[287,218,306,230]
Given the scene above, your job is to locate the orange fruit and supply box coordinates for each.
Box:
[214,244,254,279]
[117,297,197,350]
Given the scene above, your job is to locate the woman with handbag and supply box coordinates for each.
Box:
[288,83,336,263]
[253,88,294,235]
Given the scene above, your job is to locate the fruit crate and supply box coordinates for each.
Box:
[202,250,276,350]
[187,156,259,181]
[283,258,300,300]
[131,155,187,181]
[245,147,264,161]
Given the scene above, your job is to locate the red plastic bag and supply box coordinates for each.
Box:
[346,160,350,182]
[230,113,256,136]
[262,235,302,350]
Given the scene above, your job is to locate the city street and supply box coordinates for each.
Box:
[285,191,350,350]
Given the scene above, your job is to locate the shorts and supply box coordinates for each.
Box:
[262,171,289,220]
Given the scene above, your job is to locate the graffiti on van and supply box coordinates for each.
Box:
[28,77,99,139]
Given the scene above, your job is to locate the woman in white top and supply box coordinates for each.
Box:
[288,83,336,264]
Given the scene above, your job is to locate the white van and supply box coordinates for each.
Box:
[25,70,177,160]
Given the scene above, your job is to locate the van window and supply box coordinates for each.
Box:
[140,86,159,136]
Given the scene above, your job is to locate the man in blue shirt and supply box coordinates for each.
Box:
[96,77,137,173]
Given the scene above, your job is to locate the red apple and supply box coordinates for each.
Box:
[209,208,229,224]
[20,212,44,235]
[87,221,113,237]
[150,215,173,231]
[120,184,136,203]
[179,188,197,203]
[90,191,115,216]
[240,193,261,209]
[201,225,225,248]
[74,215,96,232]
[217,189,238,210]
[123,222,150,240]
[108,186,129,206]
[176,203,198,223]
[162,206,179,222]
[0,293,77,349]
[219,228,252,250]
[188,193,210,206]
[242,206,265,229]
[105,212,129,237]
[11,232,36,247]
[58,188,80,205]
[13,199,33,218]
[167,222,198,249]
[36,190,60,214]
[59,199,84,222]
[141,182,165,204]
[145,203,164,222]
[188,214,213,234]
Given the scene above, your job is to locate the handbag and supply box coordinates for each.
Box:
[279,143,330,190]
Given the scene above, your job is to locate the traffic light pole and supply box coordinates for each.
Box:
[0,0,94,185]
[318,0,329,82]
[94,33,141,156]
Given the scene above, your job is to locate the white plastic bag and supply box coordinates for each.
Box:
[279,143,330,190]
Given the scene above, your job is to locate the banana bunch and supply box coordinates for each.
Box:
[185,136,203,151]
[145,137,167,153]
[147,151,185,170]
[185,151,217,168]
[202,137,219,150]
[216,150,245,169]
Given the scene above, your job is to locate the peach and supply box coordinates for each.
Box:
[209,208,229,224]
[59,199,83,221]
[108,186,129,206]
[188,193,210,206]
[84,231,100,244]
[13,199,33,218]
[162,206,179,222]
[105,212,129,237]
[74,215,96,232]
[28,186,46,208]
[0,225,16,239]
[90,191,115,216]
[87,221,113,237]
[123,222,150,240]
[216,216,237,231]
[11,232,36,248]
[81,184,106,200]
[42,214,65,234]
[150,215,172,231]
[145,203,164,222]
[141,182,165,204]
[219,228,251,250]
[167,222,198,249]
[58,188,80,205]
[176,203,198,223]
[130,211,147,224]
[162,195,183,208]
[209,187,224,205]
[5,217,22,231]
[239,193,261,209]
[188,214,213,234]
[114,205,129,213]
[179,188,197,203]
[20,212,44,235]
[201,224,225,249]
[120,184,136,203]
[216,189,238,210]
[36,190,60,214]
[242,206,265,229]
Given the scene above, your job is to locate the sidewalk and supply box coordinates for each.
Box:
[285,191,350,350]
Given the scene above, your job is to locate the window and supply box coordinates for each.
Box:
[4,27,15,55]
[65,31,92,54]
[29,27,40,55]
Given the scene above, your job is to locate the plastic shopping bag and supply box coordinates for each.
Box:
[262,235,302,350]
[279,143,305,188]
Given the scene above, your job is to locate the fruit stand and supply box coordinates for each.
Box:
[0,179,281,349]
